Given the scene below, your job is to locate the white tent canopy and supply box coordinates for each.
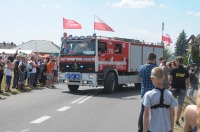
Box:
[0,49,35,55]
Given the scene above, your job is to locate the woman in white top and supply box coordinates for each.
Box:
[5,60,13,92]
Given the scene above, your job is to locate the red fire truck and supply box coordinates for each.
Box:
[59,35,164,93]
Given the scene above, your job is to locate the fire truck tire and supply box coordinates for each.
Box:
[104,72,117,94]
[135,83,141,89]
[68,85,79,92]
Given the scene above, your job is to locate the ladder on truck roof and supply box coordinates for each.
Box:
[97,36,143,44]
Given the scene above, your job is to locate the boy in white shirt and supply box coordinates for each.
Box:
[142,67,178,132]
[5,60,13,92]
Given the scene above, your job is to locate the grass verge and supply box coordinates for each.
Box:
[174,96,196,132]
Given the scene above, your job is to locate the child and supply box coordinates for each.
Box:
[142,67,178,132]
[5,60,13,92]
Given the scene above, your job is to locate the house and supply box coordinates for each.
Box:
[0,42,17,49]
[12,40,60,56]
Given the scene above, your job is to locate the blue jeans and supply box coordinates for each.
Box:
[189,84,196,97]
[6,75,12,85]
[138,98,144,132]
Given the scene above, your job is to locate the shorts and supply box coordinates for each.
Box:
[47,74,52,80]
[53,70,58,76]
[19,72,25,82]
[6,75,12,85]
[29,73,36,85]
[173,89,186,105]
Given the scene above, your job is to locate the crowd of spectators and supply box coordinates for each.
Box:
[138,53,199,132]
[0,51,59,96]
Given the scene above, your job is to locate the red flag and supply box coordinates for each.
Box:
[94,15,114,32]
[63,18,82,29]
[162,34,172,46]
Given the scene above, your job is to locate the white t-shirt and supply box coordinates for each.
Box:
[6,65,12,76]
[142,89,178,132]
[29,61,36,73]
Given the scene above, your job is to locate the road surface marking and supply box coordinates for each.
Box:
[78,89,101,104]
[71,95,89,104]
[57,106,71,111]
[30,116,51,124]
[20,129,30,132]
[71,88,101,104]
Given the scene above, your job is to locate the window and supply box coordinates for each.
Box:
[114,44,122,54]
[98,42,107,53]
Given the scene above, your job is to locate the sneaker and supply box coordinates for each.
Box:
[181,117,184,122]
[176,121,180,126]
[51,85,55,88]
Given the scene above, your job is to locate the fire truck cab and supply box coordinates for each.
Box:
[59,35,164,93]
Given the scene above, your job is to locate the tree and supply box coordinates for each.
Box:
[164,47,173,61]
[191,34,200,66]
[174,30,187,56]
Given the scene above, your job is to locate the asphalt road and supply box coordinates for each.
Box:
[0,84,141,132]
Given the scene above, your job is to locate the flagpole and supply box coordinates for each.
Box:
[162,22,164,46]
[94,15,96,35]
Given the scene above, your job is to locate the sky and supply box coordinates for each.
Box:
[0,0,200,52]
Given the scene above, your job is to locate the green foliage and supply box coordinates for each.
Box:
[183,55,188,65]
[191,45,200,66]
[196,34,200,44]
[174,30,187,56]
[164,47,173,60]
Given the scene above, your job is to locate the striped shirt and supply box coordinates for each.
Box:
[139,63,157,97]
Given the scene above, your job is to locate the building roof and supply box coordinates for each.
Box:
[12,40,60,53]
[0,49,34,55]
[0,42,17,49]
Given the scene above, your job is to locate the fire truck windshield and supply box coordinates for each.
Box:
[60,39,96,56]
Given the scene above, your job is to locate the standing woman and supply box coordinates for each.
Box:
[171,60,177,68]
[189,67,198,97]
[184,89,200,132]
[0,56,5,93]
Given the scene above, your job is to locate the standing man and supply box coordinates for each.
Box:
[168,56,189,125]
[61,32,71,54]
[161,60,170,89]
[138,52,157,132]
[46,59,56,88]
[2,51,6,62]
[12,55,21,89]
[29,56,37,89]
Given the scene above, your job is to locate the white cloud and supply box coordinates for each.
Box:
[54,4,61,9]
[105,1,112,7]
[186,11,200,16]
[42,4,48,8]
[130,29,160,43]
[111,0,155,8]
[159,4,169,9]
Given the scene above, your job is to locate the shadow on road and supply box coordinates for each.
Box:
[62,86,141,100]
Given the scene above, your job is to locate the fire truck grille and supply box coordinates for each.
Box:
[60,62,95,72]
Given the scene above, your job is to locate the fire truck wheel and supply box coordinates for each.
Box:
[68,85,79,92]
[104,72,117,94]
[134,83,141,89]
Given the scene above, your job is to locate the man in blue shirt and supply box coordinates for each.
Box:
[138,52,157,132]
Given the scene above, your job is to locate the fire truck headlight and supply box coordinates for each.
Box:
[80,65,83,68]
[66,73,70,79]
[59,74,63,78]
[76,74,80,79]
[71,74,75,79]
[88,74,94,79]
[66,65,69,68]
